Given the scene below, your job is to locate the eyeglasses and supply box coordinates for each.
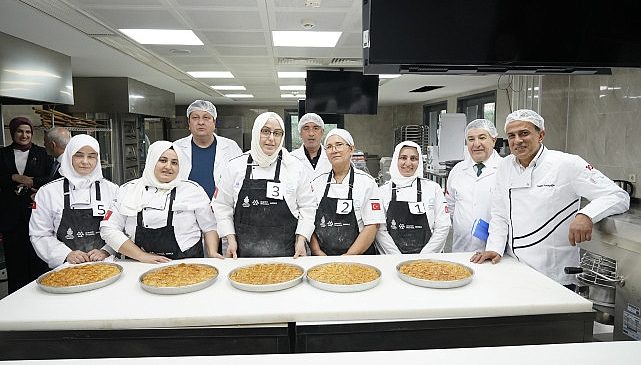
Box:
[260,128,284,138]
[325,142,349,151]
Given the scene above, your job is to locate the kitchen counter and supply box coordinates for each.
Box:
[0,341,639,365]
[0,253,594,360]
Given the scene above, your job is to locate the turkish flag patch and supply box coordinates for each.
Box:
[103,210,113,221]
[31,202,36,209]
[371,202,381,211]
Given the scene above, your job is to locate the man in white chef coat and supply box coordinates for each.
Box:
[471,109,629,286]
[174,100,242,200]
[290,113,332,180]
[446,119,503,252]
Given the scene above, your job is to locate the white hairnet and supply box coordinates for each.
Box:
[465,119,498,138]
[324,128,354,147]
[505,109,545,132]
[186,100,217,120]
[298,113,324,132]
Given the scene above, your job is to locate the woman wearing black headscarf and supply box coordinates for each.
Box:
[0,117,53,293]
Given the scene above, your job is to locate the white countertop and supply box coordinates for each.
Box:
[0,342,638,365]
[0,253,592,331]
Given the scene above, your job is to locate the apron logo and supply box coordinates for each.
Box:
[390,219,397,230]
[242,196,250,207]
[65,228,74,240]
[371,202,381,211]
[252,199,260,206]
[76,231,85,238]
[399,223,406,230]
[327,220,334,227]
[103,210,112,221]
[320,216,326,227]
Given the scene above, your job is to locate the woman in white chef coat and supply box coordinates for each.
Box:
[309,129,386,255]
[29,134,119,268]
[212,112,316,258]
[376,141,451,254]
[100,140,220,263]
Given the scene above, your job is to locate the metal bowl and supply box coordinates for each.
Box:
[37,262,123,294]
[306,262,381,293]
[139,263,218,295]
[228,263,305,292]
[396,259,474,289]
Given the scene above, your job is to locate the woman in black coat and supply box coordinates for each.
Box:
[0,117,53,293]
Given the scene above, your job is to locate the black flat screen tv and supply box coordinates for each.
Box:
[363,0,641,75]
[305,70,379,115]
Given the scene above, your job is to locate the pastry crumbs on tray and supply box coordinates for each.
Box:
[40,264,120,287]
[229,263,303,285]
[307,263,379,285]
[142,263,217,287]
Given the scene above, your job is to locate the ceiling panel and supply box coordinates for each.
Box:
[215,46,269,57]
[273,11,346,31]
[201,31,267,46]
[88,8,183,29]
[184,10,263,30]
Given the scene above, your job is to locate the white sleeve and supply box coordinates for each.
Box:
[421,181,451,253]
[212,158,238,237]
[29,188,70,268]
[99,191,132,252]
[572,156,630,222]
[374,182,401,254]
[294,169,316,240]
[485,161,510,255]
[444,168,456,218]
[360,178,386,225]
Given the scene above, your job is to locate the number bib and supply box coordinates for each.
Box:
[266,182,285,200]
[408,202,426,215]
[92,203,106,217]
[336,199,353,214]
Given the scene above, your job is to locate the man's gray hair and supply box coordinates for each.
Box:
[46,127,71,146]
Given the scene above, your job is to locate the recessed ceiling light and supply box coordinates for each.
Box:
[278,72,307,78]
[119,29,203,45]
[188,71,234,78]
[280,85,306,91]
[379,74,401,79]
[272,31,341,47]
[225,94,254,98]
[211,85,246,91]
[281,93,305,98]
[4,69,61,78]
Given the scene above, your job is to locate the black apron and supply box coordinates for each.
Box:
[56,179,106,252]
[233,152,297,257]
[386,180,432,254]
[314,167,376,255]
[134,188,203,259]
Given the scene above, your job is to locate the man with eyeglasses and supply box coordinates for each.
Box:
[174,100,242,200]
[291,113,332,180]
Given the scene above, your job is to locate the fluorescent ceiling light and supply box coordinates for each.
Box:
[225,94,254,98]
[188,71,234,78]
[278,72,307,78]
[119,29,203,45]
[1,81,42,86]
[272,31,341,47]
[280,85,306,91]
[211,85,246,91]
[281,93,305,98]
[379,74,401,79]
[129,94,145,99]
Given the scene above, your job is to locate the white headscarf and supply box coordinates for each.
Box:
[250,112,287,167]
[118,141,190,215]
[390,141,424,187]
[59,134,103,189]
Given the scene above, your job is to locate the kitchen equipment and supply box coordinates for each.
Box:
[613,180,634,196]
[582,213,641,340]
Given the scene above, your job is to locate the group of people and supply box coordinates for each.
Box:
[0,102,629,293]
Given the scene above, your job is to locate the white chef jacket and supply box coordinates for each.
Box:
[212,152,317,240]
[173,134,243,181]
[376,178,451,254]
[290,145,332,181]
[486,145,629,285]
[100,180,217,253]
[310,168,386,232]
[446,151,503,252]
[29,177,119,268]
